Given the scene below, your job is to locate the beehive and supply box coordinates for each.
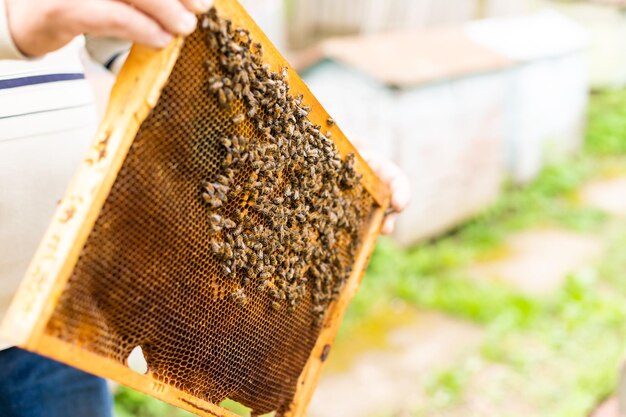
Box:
[0,1,390,416]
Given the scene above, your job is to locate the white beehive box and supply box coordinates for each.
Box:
[466,10,590,183]
[541,0,626,89]
[300,29,513,245]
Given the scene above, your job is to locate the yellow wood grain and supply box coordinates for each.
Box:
[34,335,239,417]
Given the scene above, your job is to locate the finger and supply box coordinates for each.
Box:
[125,0,199,35]
[74,1,173,48]
[389,171,411,212]
[382,215,397,235]
[367,156,399,185]
[368,156,411,212]
[179,0,214,15]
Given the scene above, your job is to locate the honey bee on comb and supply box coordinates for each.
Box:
[195,8,367,324]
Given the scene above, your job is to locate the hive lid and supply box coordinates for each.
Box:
[295,28,514,89]
[465,10,590,62]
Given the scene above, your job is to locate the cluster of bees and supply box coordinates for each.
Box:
[199,9,365,323]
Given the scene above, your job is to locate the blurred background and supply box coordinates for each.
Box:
[103,0,626,416]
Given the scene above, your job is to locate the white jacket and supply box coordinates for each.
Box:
[0,0,128,349]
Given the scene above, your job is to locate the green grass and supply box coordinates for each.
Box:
[587,90,626,155]
[115,389,193,417]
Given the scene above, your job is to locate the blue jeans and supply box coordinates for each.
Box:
[0,347,113,417]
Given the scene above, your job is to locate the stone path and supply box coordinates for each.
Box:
[309,312,484,417]
[583,176,626,417]
[591,397,620,417]
[581,177,626,217]
[469,228,603,294]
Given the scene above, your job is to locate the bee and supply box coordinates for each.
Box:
[234,256,247,270]
[201,15,210,30]
[223,244,234,260]
[271,301,281,311]
[220,136,232,148]
[327,117,335,127]
[230,289,247,306]
[209,80,224,92]
[225,87,235,103]
[223,218,236,229]
[207,33,219,51]
[218,89,228,107]
[211,241,223,255]
[217,175,231,186]
[203,59,216,73]
[249,252,258,266]
[202,193,223,208]
[222,153,233,168]
[209,222,223,233]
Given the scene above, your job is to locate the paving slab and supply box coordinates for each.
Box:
[590,396,620,417]
[581,177,626,217]
[469,228,603,294]
[309,312,484,417]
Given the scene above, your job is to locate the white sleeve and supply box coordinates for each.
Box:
[0,0,26,60]
[84,36,131,74]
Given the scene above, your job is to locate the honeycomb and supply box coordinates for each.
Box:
[42,8,378,417]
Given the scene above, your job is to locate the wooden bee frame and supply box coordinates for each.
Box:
[1,1,390,416]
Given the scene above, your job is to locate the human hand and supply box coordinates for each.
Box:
[361,151,411,235]
[5,0,213,57]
